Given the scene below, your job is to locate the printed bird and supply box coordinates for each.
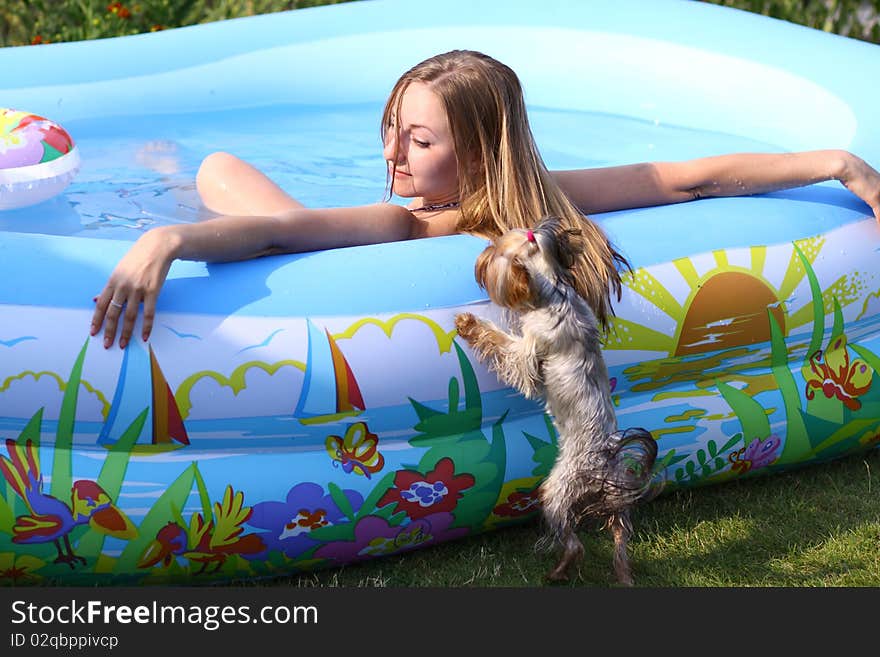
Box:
[137,485,265,575]
[0,438,137,568]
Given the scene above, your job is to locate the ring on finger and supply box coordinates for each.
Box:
[109,300,125,309]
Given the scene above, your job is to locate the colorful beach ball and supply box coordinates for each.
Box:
[0,108,81,210]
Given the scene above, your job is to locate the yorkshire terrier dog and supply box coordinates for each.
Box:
[455,217,659,585]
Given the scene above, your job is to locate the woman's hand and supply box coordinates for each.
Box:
[91,226,180,349]
[838,152,880,223]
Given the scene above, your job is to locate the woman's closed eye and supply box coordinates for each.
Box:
[413,138,430,148]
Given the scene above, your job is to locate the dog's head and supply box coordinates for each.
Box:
[474,216,584,310]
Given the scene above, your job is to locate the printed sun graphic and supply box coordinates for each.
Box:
[606,237,866,356]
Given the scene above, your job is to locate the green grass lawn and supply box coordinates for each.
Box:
[264,448,880,587]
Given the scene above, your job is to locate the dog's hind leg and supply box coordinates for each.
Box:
[608,510,635,586]
[546,530,584,582]
[540,468,584,582]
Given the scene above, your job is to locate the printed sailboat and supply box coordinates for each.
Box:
[97,341,190,453]
[294,319,365,425]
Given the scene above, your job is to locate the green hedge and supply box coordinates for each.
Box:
[705,0,880,44]
[0,1,353,46]
[1,1,878,48]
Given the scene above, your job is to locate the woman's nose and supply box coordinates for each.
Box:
[383,131,404,164]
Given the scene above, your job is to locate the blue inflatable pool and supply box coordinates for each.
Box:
[1,0,878,584]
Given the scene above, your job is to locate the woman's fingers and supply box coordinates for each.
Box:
[90,228,176,348]
[102,296,127,349]
[90,290,113,337]
[92,282,138,349]
[119,295,142,350]
[142,292,158,343]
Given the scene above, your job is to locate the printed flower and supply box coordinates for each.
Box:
[377,457,475,519]
[804,335,873,411]
[0,110,46,168]
[313,512,468,564]
[247,482,363,559]
[493,489,542,517]
[0,552,46,584]
[728,435,782,475]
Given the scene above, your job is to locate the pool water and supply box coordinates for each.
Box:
[0,102,785,241]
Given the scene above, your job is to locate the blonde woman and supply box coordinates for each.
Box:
[92,50,880,350]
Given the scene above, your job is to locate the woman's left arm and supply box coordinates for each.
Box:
[552,149,880,222]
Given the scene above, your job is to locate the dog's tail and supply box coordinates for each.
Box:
[583,427,662,517]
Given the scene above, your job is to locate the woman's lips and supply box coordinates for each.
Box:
[393,169,411,177]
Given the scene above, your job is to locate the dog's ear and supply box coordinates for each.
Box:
[536,216,583,272]
[475,241,533,309]
[558,227,585,271]
[503,259,533,309]
[474,243,495,291]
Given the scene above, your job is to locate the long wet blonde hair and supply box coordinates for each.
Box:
[381,50,629,331]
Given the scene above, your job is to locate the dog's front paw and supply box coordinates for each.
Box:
[454,312,480,342]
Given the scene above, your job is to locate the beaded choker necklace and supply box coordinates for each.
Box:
[409,200,461,213]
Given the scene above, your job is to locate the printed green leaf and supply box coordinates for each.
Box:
[720,432,744,454]
[448,376,461,413]
[193,463,212,524]
[170,502,187,530]
[696,449,706,465]
[544,413,558,444]
[852,344,880,375]
[0,495,13,535]
[75,408,148,560]
[799,409,846,451]
[96,408,147,499]
[307,521,355,542]
[716,381,770,441]
[453,341,482,414]
[408,397,444,423]
[370,505,400,523]
[51,339,89,501]
[810,418,880,456]
[793,242,824,365]
[16,408,44,448]
[523,430,552,452]
[328,482,355,521]
[707,440,717,458]
[525,431,557,477]
[767,311,811,463]
[653,449,679,475]
[453,413,508,529]
[831,297,845,342]
[114,463,196,574]
[356,470,397,519]
[805,390,844,426]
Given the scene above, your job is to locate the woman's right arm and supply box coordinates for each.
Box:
[91,203,452,349]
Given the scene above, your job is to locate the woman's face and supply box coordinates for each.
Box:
[383,81,459,203]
